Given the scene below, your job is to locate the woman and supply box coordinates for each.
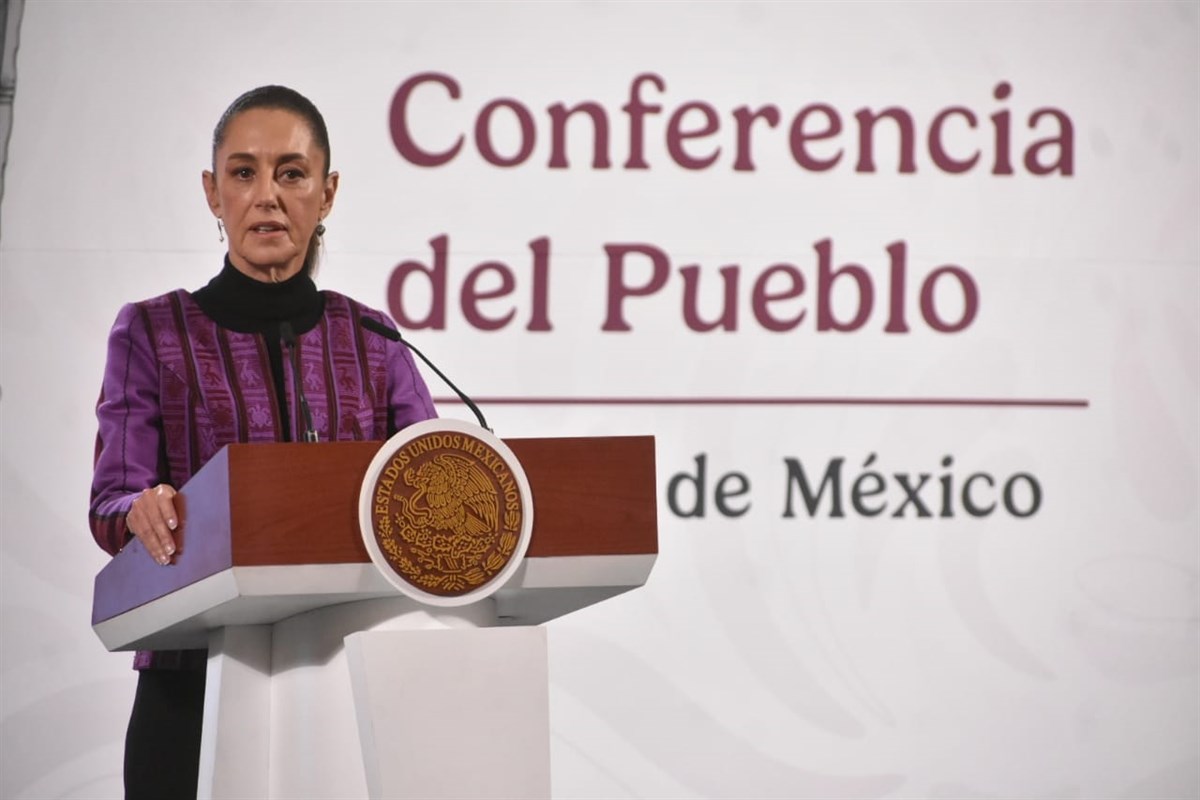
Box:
[88,86,435,799]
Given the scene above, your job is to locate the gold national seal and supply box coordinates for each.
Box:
[368,429,525,597]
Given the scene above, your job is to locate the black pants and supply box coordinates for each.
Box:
[124,667,207,800]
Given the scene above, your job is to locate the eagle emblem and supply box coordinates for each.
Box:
[367,428,527,598]
[403,454,499,538]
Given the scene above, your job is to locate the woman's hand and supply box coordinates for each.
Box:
[127,484,179,565]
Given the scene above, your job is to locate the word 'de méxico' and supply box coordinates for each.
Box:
[667,453,1043,520]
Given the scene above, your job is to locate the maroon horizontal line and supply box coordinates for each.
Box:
[433,396,1090,408]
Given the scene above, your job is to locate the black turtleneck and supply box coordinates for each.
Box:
[192,258,325,442]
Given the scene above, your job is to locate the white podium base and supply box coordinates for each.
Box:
[196,597,549,800]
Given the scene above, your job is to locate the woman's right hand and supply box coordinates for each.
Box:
[126,484,179,566]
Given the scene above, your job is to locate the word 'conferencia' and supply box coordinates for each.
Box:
[388,72,1074,174]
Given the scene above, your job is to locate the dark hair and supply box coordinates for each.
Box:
[212,85,331,175]
[212,86,333,277]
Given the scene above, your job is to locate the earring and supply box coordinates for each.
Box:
[217,219,226,243]
[316,222,326,237]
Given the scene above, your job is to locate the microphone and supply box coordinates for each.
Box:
[359,316,491,432]
[279,321,319,442]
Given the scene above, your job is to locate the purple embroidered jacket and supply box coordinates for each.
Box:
[89,287,435,666]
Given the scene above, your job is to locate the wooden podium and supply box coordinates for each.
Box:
[92,436,658,799]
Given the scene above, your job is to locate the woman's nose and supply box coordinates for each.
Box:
[252,174,279,208]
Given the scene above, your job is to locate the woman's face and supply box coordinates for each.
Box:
[202,108,338,282]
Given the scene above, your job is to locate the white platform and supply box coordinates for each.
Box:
[197,598,551,800]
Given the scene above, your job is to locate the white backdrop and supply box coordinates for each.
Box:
[1,2,1197,798]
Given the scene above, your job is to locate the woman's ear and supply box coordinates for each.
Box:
[321,171,340,218]
[202,170,221,216]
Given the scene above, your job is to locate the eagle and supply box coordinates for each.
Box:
[402,453,499,537]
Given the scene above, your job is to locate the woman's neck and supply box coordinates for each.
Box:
[192,256,324,335]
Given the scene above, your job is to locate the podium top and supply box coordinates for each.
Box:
[93,435,658,645]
